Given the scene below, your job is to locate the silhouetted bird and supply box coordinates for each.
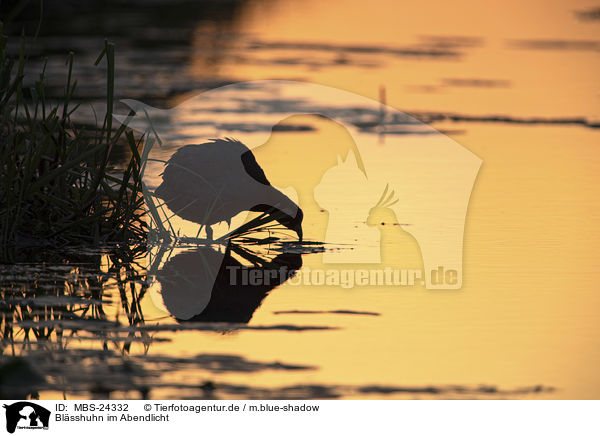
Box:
[154,138,303,240]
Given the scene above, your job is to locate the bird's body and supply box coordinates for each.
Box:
[154,138,303,240]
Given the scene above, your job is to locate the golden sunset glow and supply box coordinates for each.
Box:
[2,0,598,401]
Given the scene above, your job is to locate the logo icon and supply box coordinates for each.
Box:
[3,402,50,434]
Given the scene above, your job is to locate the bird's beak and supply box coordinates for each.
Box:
[296,227,303,241]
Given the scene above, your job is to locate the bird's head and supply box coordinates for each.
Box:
[279,208,303,241]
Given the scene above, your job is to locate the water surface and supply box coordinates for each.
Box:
[1,0,599,399]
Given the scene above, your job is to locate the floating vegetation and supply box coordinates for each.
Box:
[574,7,600,21]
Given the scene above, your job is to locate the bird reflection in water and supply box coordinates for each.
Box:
[154,243,302,323]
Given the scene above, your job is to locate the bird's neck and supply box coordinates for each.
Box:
[251,186,299,219]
